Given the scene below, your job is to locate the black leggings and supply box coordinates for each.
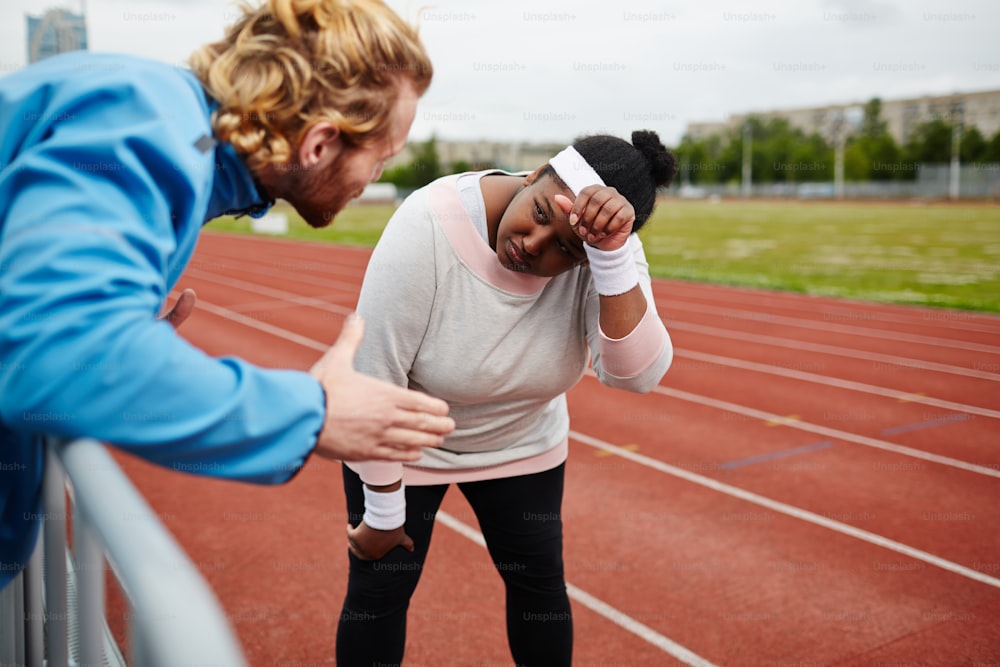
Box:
[336,463,573,667]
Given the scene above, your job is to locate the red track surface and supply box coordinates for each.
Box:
[105,231,1000,666]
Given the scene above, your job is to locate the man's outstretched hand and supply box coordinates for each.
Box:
[309,313,455,462]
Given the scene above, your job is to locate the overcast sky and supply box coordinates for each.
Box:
[2,0,998,146]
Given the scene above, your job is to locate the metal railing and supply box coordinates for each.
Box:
[2,437,247,666]
[673,163,1000,200]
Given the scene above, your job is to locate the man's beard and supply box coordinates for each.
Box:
[274,156,361,229]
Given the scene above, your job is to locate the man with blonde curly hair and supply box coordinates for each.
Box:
[0,0,452,591]
[189,0,433,226]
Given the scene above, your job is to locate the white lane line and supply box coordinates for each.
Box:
[185,269,356,314]
[654,289,1000,336]
[197,232,1000,342]
[225,298,317,314]
[185,290,1000,652]
[184,263,999,388]
[183,293,1000,481]
[198,233,1000,337]
[191,300,329,353]
[665,320,1000,382]
[630,376,1000,479]
[189,257,363,293]
[434,510,718,667]
[658,299,1000,355]
[200,228,375,260]
[187,266,999,383]
[675,348,1000,419]
[568,430,1000,592]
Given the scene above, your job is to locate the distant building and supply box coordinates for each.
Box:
[685,89,1000,145]
[27,8,88,64]
[388,139,566,174]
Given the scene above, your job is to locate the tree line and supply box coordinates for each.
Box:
[673,98,1000,185]
[379,98,1000,189]
[376,137,498,189]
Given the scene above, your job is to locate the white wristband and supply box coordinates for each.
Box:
[585,236,639,296]
[362,484,406,531]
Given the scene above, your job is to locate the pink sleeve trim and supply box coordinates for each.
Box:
[598,300,668,377]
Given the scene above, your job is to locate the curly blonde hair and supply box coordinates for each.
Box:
[189,0,432,172]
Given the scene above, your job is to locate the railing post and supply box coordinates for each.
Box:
[43,446,69,667]
[0,570,25,665]
[74,502,107,666]
[24,538,45,667]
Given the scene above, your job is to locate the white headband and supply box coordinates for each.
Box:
[548,146,605,196]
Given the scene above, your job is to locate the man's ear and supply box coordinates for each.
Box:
[298,121,342,169]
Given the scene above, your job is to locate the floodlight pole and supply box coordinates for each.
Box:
[80,0,89,52]
[834,138,845,200]
[949,107,962,201]
[741,121,752,198]
[833,111,845,200]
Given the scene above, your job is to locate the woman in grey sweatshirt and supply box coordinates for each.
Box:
[337,130,677,666]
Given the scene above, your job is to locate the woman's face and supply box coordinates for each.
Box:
[495,169,588,277]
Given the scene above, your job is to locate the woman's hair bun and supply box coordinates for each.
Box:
[632,129,677,188]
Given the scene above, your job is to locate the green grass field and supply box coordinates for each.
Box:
[208,198,1000,313]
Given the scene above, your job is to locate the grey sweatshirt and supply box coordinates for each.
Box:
[347,171,672,487]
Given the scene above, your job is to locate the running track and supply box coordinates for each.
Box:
[104,230,1000,666]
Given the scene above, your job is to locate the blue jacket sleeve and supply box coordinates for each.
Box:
[0,63,323,484]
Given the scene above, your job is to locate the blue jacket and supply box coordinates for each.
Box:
[0,53,325,589]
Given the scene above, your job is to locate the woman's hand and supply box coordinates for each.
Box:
[346,521,414,560]
[554,185,635,252]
